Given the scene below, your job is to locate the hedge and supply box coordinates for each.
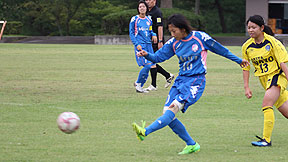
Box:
[3,21,23,35]
[102,8,205,35]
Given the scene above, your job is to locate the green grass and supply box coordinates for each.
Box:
[0,43,288,161]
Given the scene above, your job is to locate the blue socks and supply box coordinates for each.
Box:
[137,65,151,86]
[144,110,195,146]
[145,110,175,136]
[169,118,196,145]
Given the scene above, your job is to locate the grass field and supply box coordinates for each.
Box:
[1,43,288,161]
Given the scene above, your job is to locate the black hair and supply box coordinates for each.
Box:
[246,15,274,36]
[137,0,149,15]
[167,14,192,34]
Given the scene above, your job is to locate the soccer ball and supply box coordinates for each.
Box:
[57,112,80,134]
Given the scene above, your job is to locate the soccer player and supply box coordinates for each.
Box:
[144,0,174,91]
[242,15,288,147]
[132,14,249,154]
[129,1,157,93]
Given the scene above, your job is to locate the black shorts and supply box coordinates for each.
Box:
[152,43,158,53]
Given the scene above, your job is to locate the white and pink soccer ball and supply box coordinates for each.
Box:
[57,112,80,134]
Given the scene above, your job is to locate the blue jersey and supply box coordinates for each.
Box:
[145,31,243,76]
[129,15,156,47]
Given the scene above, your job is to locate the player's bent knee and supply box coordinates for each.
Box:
[163,100,184,114]
[163,106,169,114]
[163,106,177,114]
[169,105,179,114]
[171,100,184,114]
[171,100,184,110]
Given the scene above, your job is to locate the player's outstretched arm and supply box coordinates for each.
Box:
[240,59,249,68]
[137,41,175,63]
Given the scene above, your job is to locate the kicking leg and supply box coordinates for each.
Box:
[169,118,196,145]
[167,100,200,154]
[132,100,179,141]
[144,102,180,136]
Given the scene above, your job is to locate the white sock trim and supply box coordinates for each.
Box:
[163,100,184,113]
[172,99,184,111]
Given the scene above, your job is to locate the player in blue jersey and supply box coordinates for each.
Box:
[145,0,175,91]
[132,14,249,154]
[129,0,157,93]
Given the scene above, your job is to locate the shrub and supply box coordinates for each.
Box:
[161,8,205,34]
[4,21,23,35]
[102,8,205,35]
[102,9,136,35]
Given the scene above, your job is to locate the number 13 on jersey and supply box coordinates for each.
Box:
[260,63,268,73]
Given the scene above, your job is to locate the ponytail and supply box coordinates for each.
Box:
[263,25,274,36]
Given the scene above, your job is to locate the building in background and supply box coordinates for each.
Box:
[246,0,288,34]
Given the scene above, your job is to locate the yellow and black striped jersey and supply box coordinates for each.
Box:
[242,33,288,76]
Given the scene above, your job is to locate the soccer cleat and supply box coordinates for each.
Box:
[135,83,149,93]
[135,86,149,93]
[178,142,200,155]
[144,85,157,91]
[251,135,271,147]
[165,73,175,88]
[132,120,146,141]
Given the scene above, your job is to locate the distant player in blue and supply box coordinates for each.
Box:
[132,14,249,154]
[129,0,157,93]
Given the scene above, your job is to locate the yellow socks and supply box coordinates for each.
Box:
[262,106,274,143]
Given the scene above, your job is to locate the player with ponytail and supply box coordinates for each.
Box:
[132,14,249,154]
[242,15,288,147]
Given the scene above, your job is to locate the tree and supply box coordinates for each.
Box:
[81,0,128,35]
[21,1,56,35]
[47,0,65,35]
[173,0,245,34]
[160,0,172,8]
[0,0,30,21]
[63,0,86,35]
[47,0,88,36]
[215,0,227,33]
[195,0,200,15]
[107,0,137,8]
[0,0,245,35]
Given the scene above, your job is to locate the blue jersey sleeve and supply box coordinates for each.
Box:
[145,38,175,63]
[198,32,242,64]
[129,16,139,47]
